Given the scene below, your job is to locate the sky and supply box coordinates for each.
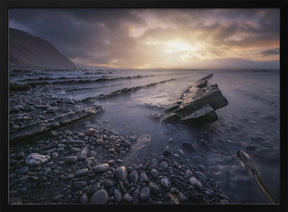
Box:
[9,9,280,69]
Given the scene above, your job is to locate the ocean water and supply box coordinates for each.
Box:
[10,68,280,203]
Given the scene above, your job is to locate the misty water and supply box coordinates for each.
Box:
[10,68,280,203]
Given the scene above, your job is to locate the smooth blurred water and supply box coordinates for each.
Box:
[10,68,280,203]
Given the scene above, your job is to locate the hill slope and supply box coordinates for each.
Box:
[9,28,76,69]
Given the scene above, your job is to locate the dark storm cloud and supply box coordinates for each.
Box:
[9,9,146,65]
[261,48,280,56]
[9,8,279,68]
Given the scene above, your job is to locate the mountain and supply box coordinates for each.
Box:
[9,28,76,69]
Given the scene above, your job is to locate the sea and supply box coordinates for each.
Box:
[9,67,280,203]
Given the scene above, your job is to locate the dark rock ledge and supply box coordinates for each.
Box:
[153,74,228,125]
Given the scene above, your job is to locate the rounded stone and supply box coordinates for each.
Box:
[115,166,127,181]
[64,156,78,164]
[148,182,160,194]
[25,153,51,166]
[139,171,149,183]
[150,169,158,179]
[139,187,150,201]
[160,177,171,188]
[93,163,109,173]
[72,181,87,190]
[122,193,133,203]
[74,168,89,176]
[160,161,169,170]
[189,177,202,188]
[114,189,122,203]
[178,192,188,202]
[90,189,108,204]
[18,166,29,174]
[80,192,89,204]
[128,170,138,185]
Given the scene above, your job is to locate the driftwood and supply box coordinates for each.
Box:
[9,106,104,144]
[160,74,228,125]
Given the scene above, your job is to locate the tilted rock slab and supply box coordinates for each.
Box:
[161,74,228,125]
[9,106,104,144]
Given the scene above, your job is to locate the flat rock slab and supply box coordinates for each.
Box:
[161,74,228,125]
[9,105,104,144]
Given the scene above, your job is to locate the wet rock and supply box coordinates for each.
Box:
[139,187,150,201]
[17,151,25,158]
[148,182,160,194]
[93,163,109,173]
[161,74,228,125]
[185,170,193,178]
[104,178,117,188]
[178,192,188,203]
[114,189,122,203]
[51,151,59,158]
[160,177,171,188]
[74,168,89,176]
[25,153,51,166]
[139,171,149,183]
[132,189,139,204]
[72,181,87,190]
[122,193,133,203]
[90,189,108,204]
[128,170,138,185]
[181,104,218,125]
[80,192,89,204]
[150,169,158,179]
[181,143,196,154]
[18,166,29,174]
[115,166,127,181]
[159,161,169,170]
[189,177,202,189]
[64,156,78,164]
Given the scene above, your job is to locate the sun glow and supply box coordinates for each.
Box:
[164,41,196,54]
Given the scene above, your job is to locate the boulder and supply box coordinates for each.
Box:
[161,74,228,125]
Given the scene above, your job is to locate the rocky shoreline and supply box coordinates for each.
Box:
[9,85,230,205]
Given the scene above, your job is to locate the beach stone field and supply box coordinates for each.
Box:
[9,87,230,205]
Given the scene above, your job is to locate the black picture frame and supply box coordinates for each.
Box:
[1,0,287,212]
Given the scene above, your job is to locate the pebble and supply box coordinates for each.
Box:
[132,189,139,204]
[189,177,202,189]
[64,156,78,164]
[178,192,188,203]
[139,187,150,201]
[150,169,158,179]
[139,171,149,183]
[90,189,108,204]
[160,161,169,170]
[72,181,87,190]
[122,193,133,203]
[114,189,122,203]
[80,192,89,204]
[104,178,117,187]
[93,163,109,173]
[185,170,193,178]
[160,177,171,188]
[9,90,231,205]
[115,166,127,181]
[148,182,160,194]
[25,153,51,166]
[17,151,25,158]
[128,170,138,185]
[18,166,29,174]
[74,168,89,176]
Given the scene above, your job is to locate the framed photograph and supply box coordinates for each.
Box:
[1,0,287,211]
